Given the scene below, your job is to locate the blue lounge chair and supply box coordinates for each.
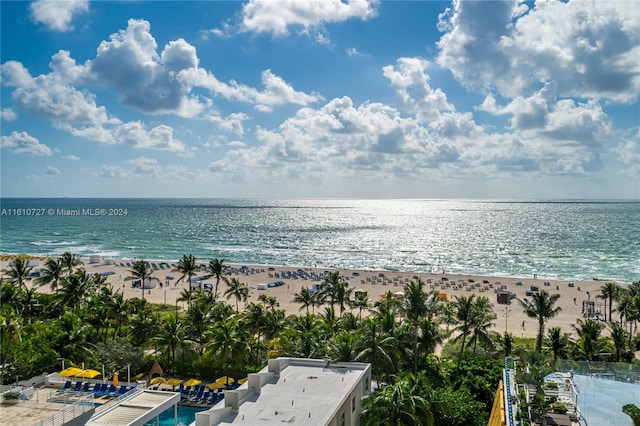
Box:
[57,381,72,392]
[70,382,83,393]
[80,382,91,392]
[114,385,128,396]
[93,383,108,396]
[103,384,117,397]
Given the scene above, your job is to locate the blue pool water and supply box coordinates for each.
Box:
[573,374,640,426]
[143,405,207,426]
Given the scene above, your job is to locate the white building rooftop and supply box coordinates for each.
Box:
[196,358,371,426]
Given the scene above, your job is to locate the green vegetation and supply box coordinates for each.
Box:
[1,253,639,425]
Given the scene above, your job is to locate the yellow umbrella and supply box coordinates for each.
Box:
[215,376,235,385]
[206,382,225,390]
[150,377,166,385]
[183,378,202,387]
[77,369,101,379]
[165,378,183,387]
[237,378,248,385]
[59,367,83,377]
[113,372,119,387]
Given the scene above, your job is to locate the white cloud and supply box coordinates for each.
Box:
[62,155,80,161]
[46,166,61,176]
[239,0,379,36]
[116,122,186,152]
[1,108,17,121]
[180,68,323,110]
[611,130,640,177]
[96,157,196,181]
[1,131,52,156]
[100,165,127,179]
[30,0,89,32]
[382,57,454,121]
[437,0,640,102]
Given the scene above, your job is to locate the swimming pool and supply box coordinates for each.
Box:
[143,405,208,426]
[573,374,640,426]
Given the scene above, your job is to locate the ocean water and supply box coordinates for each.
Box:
[1,198,638,283]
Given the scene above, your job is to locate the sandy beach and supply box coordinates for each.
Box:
[2,255,626,341]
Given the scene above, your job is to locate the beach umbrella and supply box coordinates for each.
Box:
[59,367,83,377]
[215,376,235,385]
[113,372,119,387]
[150,377,166,385]
[206,382,225,390]
[183,378,202,387]
[77,369,101,379]
[165,378,183,387]
[237,378,248,385]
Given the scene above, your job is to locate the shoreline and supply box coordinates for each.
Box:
[1,254,627,341]
[0,253,631,287]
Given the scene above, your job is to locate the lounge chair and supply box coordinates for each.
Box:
[70,382,83,393]
[103,384,117,397]
[80,382,91,392]
[114,385,128,396]
[92,383,107,396]
[57,381,72,392]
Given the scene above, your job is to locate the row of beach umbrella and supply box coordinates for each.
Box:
[59,367,119,385]
[149,375,245,390]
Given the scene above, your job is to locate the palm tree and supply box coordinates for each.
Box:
[451,295,476,368]
[354,317,396,381]
[597,282,619,322]
[1,257,33,289]
[468,296,496,355]
[572,318,607,361]
[34,257,64,291]
[150,314,186,373]
[353,292,371,319]
[173,254,199,289]
[57,269,99,311]
[362,374,434,426]
[519,290,562,352]
[292,287,316,314]
[543,326,570,366]
[225,278,249,312]
[402,279,429,374]
[205,317,249,385]
[622,403,640,426]
[177,288,196,309]
[258,293,279,310]
[609,322,628,362]
[59,252,84,276]
[125,260,158,300]
[204,258,229,299]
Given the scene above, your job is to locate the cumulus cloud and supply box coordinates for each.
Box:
[116,122,186,152]
[1,131,52,156]
[437,0,640,102]
[239,0,379,36]
[179,68,323,111]
[62,154,80,160]
[1,108,17,121]
[208,96,468,184]
[30,0,89,32]
[98,157,196,181]
[611,130,640,176]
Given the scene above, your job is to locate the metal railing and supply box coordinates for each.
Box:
[30,393,94,426]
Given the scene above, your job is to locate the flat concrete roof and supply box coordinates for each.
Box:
[86,389,180,426]
[216,360,369,425]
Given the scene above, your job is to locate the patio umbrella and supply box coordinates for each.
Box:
[183,378,202,387]
[215,376,235,384]
[113,372,119,387]
[77,369,101,379]
[165,378,183,387]
[237,378,248,385]
[206,382,225,390]
[59,367,83,377]
[150,377,166,385]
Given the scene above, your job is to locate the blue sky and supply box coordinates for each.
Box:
[1,0,638,199]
